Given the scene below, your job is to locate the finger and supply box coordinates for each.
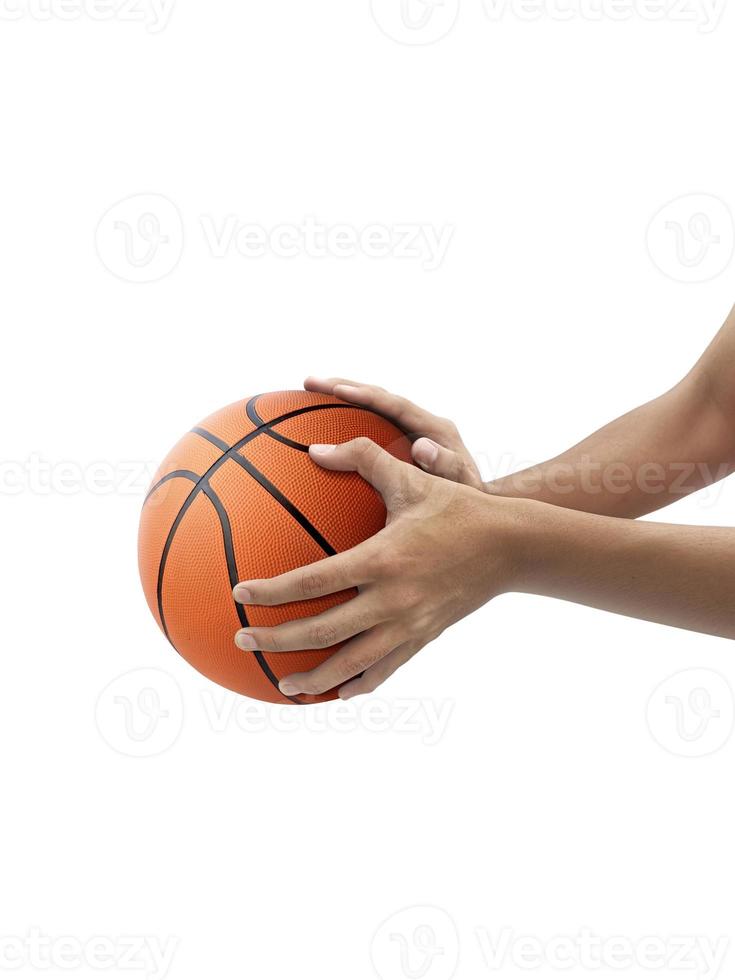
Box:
[412,437,481,488]
[234,595,379,652]
[338,640,420,700]
[330,383,458,445]
[309,438,413,502]
[304,376,367,395]
[233,541,375,606]
[278,624,401,697]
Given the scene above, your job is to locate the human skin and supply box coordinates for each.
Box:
[233,305,735,700]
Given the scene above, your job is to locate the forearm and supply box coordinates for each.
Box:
[232,440,734,702]
[486,307,735,519]
[500,496,735,640]
[486,375,733,518]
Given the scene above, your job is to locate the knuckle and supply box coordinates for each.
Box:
[366,544,392,578]
[299,570,325,598]
[262,630,280,652]
[342,655,368,678]
[309,622,338,649]
[400,585,424,609]
[353,610,374,635]
[412,610,436,636]
[353,436,375,455]
[386,488,411,511]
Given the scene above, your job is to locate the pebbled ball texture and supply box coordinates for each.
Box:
[138,390,412,704]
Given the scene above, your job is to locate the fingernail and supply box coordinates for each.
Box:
[309,444,336,455]
[233,585,252,603]
[279,680,299,695]
[235,631,257,650]
[414,438,439,466]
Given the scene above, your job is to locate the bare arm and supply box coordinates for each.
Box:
[305,304,735,519]
[232,443,735,703]
[512,500,735,639]
[486,306,735,516]
[225,309,735,700]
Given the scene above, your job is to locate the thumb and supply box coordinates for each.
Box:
[412,437,476,486]
[309,438,409,502]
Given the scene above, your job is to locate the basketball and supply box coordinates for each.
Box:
[138,390,412,704]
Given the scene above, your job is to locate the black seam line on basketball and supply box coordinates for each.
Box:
[241,399,379,435]
[191,426,230,452]
[183,404,378,480]
[156,493,198,642]
[200,481,303,705]
[153,479,302,704]
[155,405,352,633]
[152,403,366,678]
[154,402,370,619]
[246,394,265,428]
[144,469,200,503]
[199,482,248,628]
[261,428,309,452]
[229,453,337,556]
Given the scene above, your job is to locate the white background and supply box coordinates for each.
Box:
[1,1,734,978]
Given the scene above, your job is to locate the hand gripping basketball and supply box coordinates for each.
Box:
[138,391,413,704]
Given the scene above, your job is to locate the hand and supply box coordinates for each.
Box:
[305,376,485,492]
[232,438,517,699]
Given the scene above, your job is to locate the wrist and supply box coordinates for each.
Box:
[479,492,545,595]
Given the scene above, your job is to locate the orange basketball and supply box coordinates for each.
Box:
[138,391,412,704]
